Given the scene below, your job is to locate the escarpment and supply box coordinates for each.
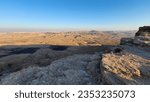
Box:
[101,26,150,84]
[0,27,149,85]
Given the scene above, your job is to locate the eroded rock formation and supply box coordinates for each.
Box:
[121,26,150,46]
[134,26,150,46]
[101,26,150,84]
[101,46,150,84]
[135,26,150,36]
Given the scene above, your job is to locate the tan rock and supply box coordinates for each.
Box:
[101,46,150,85]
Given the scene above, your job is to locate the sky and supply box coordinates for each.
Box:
[0,0,150,32]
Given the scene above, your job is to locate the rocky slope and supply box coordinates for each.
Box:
[0,27,149,85]
[101,26,150,84]
[0,46,104,85]
[0,54,101,85]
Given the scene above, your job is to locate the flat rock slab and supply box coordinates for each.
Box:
[101,46,150,85]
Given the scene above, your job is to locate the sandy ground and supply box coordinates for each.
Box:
[0,32,124,46]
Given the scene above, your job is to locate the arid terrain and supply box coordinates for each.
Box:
[0,28,149,85]
[0,31,135,46]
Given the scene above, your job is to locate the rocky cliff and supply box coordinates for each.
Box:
[0,27,149,85]
[101,26,150,84]
[121,26,150,46]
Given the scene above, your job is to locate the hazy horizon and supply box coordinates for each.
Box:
[0,0,150,32]
[0,27,138,33]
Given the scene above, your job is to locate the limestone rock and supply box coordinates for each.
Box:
[121,26,150,46]
[133,26,150,46]
[133,36,150,46]
[101,46,150,85]
[135,26,150,36]
[0,54,101,85]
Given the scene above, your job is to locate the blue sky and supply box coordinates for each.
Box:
[0,0,150,31]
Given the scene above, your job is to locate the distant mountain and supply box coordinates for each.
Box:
[88,30,99,34]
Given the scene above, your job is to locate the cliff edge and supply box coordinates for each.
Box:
[101,26,150,84]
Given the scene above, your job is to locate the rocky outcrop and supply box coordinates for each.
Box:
[121,26,150,46]
[101,46,150,85]
[0,54,101,85]
[135,26,150,36]
[0,46,101,76]
[134,26,150,46]
[0,45,103,85]
[134,36,150,46]
[102,26,150,84]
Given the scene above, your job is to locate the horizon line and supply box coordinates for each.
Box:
[0,27,139,33]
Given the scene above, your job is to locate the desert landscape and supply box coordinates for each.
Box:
[0,31,135,46]
[0,27,149,85]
